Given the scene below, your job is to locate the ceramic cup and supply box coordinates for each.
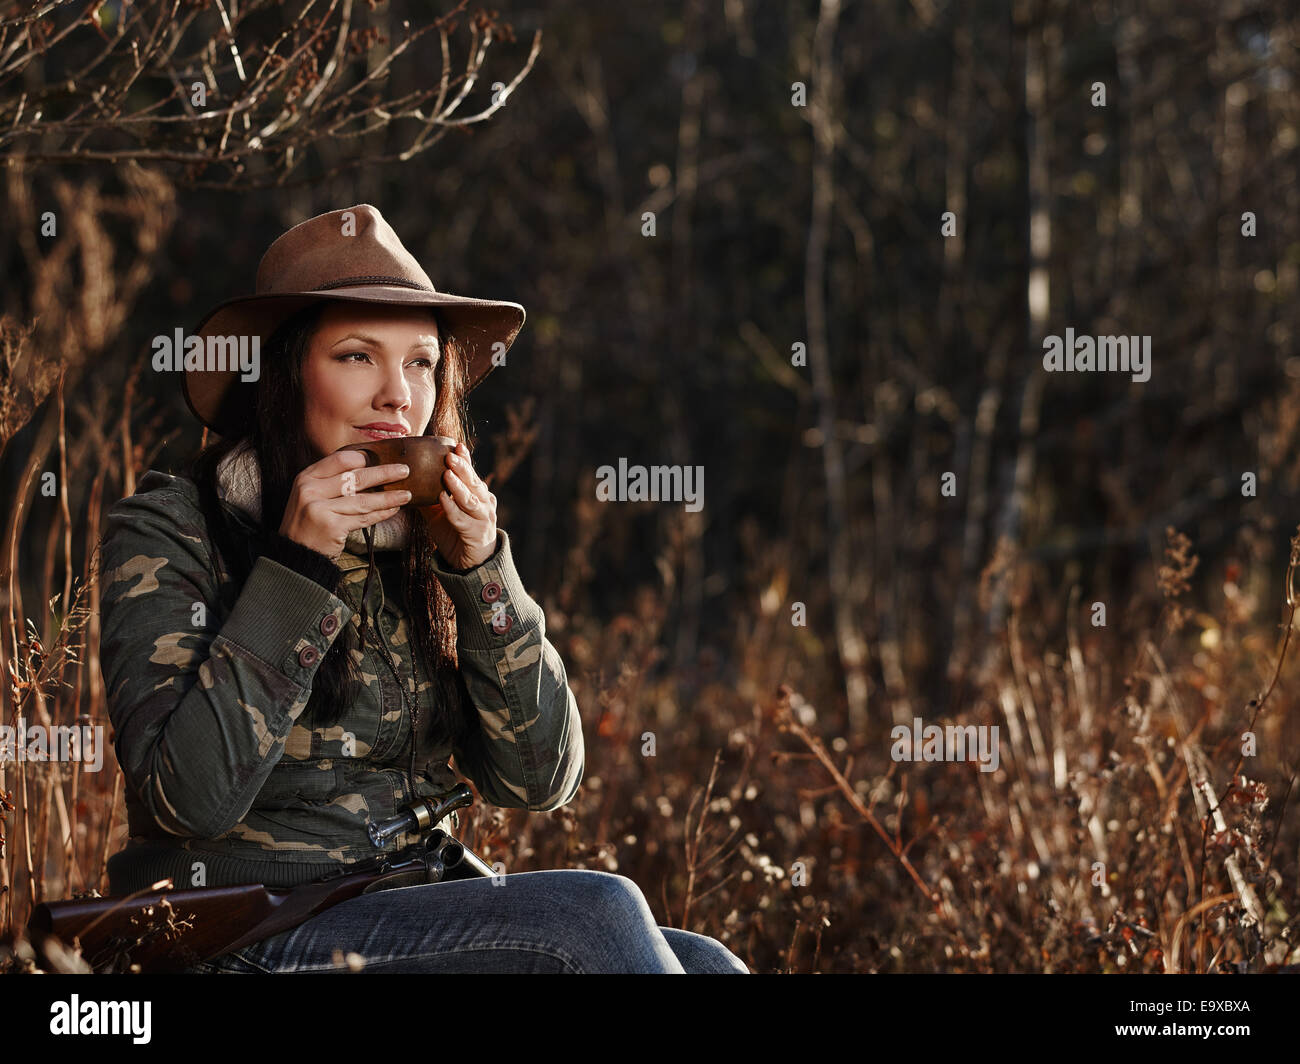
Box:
[334,435,456,507]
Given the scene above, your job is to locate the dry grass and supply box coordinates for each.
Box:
[452,516,1300,973]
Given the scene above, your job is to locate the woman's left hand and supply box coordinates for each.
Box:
[416,441,498,570]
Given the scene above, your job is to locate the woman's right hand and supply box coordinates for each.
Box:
[278,449,413,559]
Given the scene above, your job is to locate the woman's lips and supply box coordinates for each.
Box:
[357,428,408,440]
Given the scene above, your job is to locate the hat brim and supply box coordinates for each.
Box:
[184,287,525,435]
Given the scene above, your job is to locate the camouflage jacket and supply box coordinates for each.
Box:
[98,469,584,895]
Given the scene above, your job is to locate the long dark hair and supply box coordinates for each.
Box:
[183,300,476,752]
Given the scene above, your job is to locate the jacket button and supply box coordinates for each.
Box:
[491,613,514,635]
[481,581,503,603]
[320,614,339,636]
[298,645,320,667]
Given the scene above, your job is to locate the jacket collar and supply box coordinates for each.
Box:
[215,438,411,556]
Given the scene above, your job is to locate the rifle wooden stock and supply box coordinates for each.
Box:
[27,838,494,974]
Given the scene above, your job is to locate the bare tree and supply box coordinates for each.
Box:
[0,0,541,189]
[804,0,869,732]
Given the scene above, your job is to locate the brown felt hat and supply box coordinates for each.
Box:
[183,204,525,435]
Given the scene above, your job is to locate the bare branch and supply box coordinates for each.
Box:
[0,0,539,189]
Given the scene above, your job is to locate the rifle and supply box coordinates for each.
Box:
[27,783,497,974]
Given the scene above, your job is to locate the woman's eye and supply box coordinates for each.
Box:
[339,352,434,369]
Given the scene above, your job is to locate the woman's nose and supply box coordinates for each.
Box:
[376,369,412,408]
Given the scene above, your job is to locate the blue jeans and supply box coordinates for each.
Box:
[185,869,750,974]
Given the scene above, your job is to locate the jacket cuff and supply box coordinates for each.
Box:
[258,532,342,594]
[430,529,546,653]
[219,555,353,684]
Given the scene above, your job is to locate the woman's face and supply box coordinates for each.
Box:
[300,302,441,460]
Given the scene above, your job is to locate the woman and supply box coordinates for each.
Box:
[98,204,748,974]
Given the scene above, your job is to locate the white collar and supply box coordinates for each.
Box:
[215,438,411,552]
